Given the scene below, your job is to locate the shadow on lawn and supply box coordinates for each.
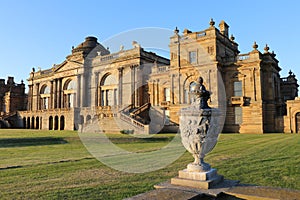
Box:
[109,137,173,144]
[0,137,68,148]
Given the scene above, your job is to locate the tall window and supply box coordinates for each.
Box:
[164,88,170,101]
[64,80,76,108]
[41,85,50,110]
[235,106,242,125]
[165,110,170,125]
[189,51,197,64]
[100,74,118,106]
[43,98,49,109]
[234,81,242,96]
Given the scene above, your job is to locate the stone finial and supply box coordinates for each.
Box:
[264,44,270,53]
[253,41,258,50]
[183,28,192,35]
[230,34,235,41]
[209,18,215,27]
[174,27,179,34]
[119,45,124,51]
[289,70,293,76]
[132,41,141,48]
[107,47,109,50]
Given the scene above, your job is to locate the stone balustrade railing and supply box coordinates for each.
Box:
[237,54,250,61]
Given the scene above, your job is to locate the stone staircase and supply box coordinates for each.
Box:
[80,104,151,134]
[80,103,176,134]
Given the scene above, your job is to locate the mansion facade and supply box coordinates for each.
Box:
[18,19,299,133]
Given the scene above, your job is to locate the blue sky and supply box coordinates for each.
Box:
[0,0,299,86]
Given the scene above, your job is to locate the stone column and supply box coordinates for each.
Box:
[118,67,123,106]
[80,74,85,107]
[178,73,181,104]
[76,74,81,107]
[28,85,33,111]
[31,84,36,111]
[135,66,139,107]
[98,87,102,106]
[156,79,159,106]
[93,72,99,107]
[50,81,53,109]
[171,74,175,104]
[60,79,64,108]
[57,79,62,108]
[53,79,57,109]
[150,81,155,105]
[253,68,257,101]
[36,83,40,110]
[130,65,135,106]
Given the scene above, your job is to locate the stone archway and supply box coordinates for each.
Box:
[60,116,65,130]
[49,116,53,130]
[54,116,59,130]
[296,112,300,133]
[27,117,30,129]
[36,117,39,129]
[23,117,26,128]
[31,117,35,129]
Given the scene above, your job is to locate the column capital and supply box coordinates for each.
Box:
[130,64,139,69]
[118,67,124,72]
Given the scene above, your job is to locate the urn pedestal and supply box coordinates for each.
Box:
[171,108,223,189]
[171,168,223,189]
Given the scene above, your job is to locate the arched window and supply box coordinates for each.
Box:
[40,85,50,109]
[64,79,76,108]
[100,74,118,106]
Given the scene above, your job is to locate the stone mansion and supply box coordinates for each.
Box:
[18,19,299,133]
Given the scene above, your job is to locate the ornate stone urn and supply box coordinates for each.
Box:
[171,77,223,189]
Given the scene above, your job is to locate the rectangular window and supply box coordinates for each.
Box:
[189,51,197,64]
[164,88,170,102]
[43,98,48,109]
[234,81,242,96]
[114,89,118,105]
[101,90,105,106]
[68,94,74,108]
[235,106,242,125]
[165,110,170,125]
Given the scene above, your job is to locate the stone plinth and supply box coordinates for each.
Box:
[171,168,223,189]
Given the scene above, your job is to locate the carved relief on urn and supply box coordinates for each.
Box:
[171,77,223,189]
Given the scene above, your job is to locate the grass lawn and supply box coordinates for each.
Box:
[0,129,299,199]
